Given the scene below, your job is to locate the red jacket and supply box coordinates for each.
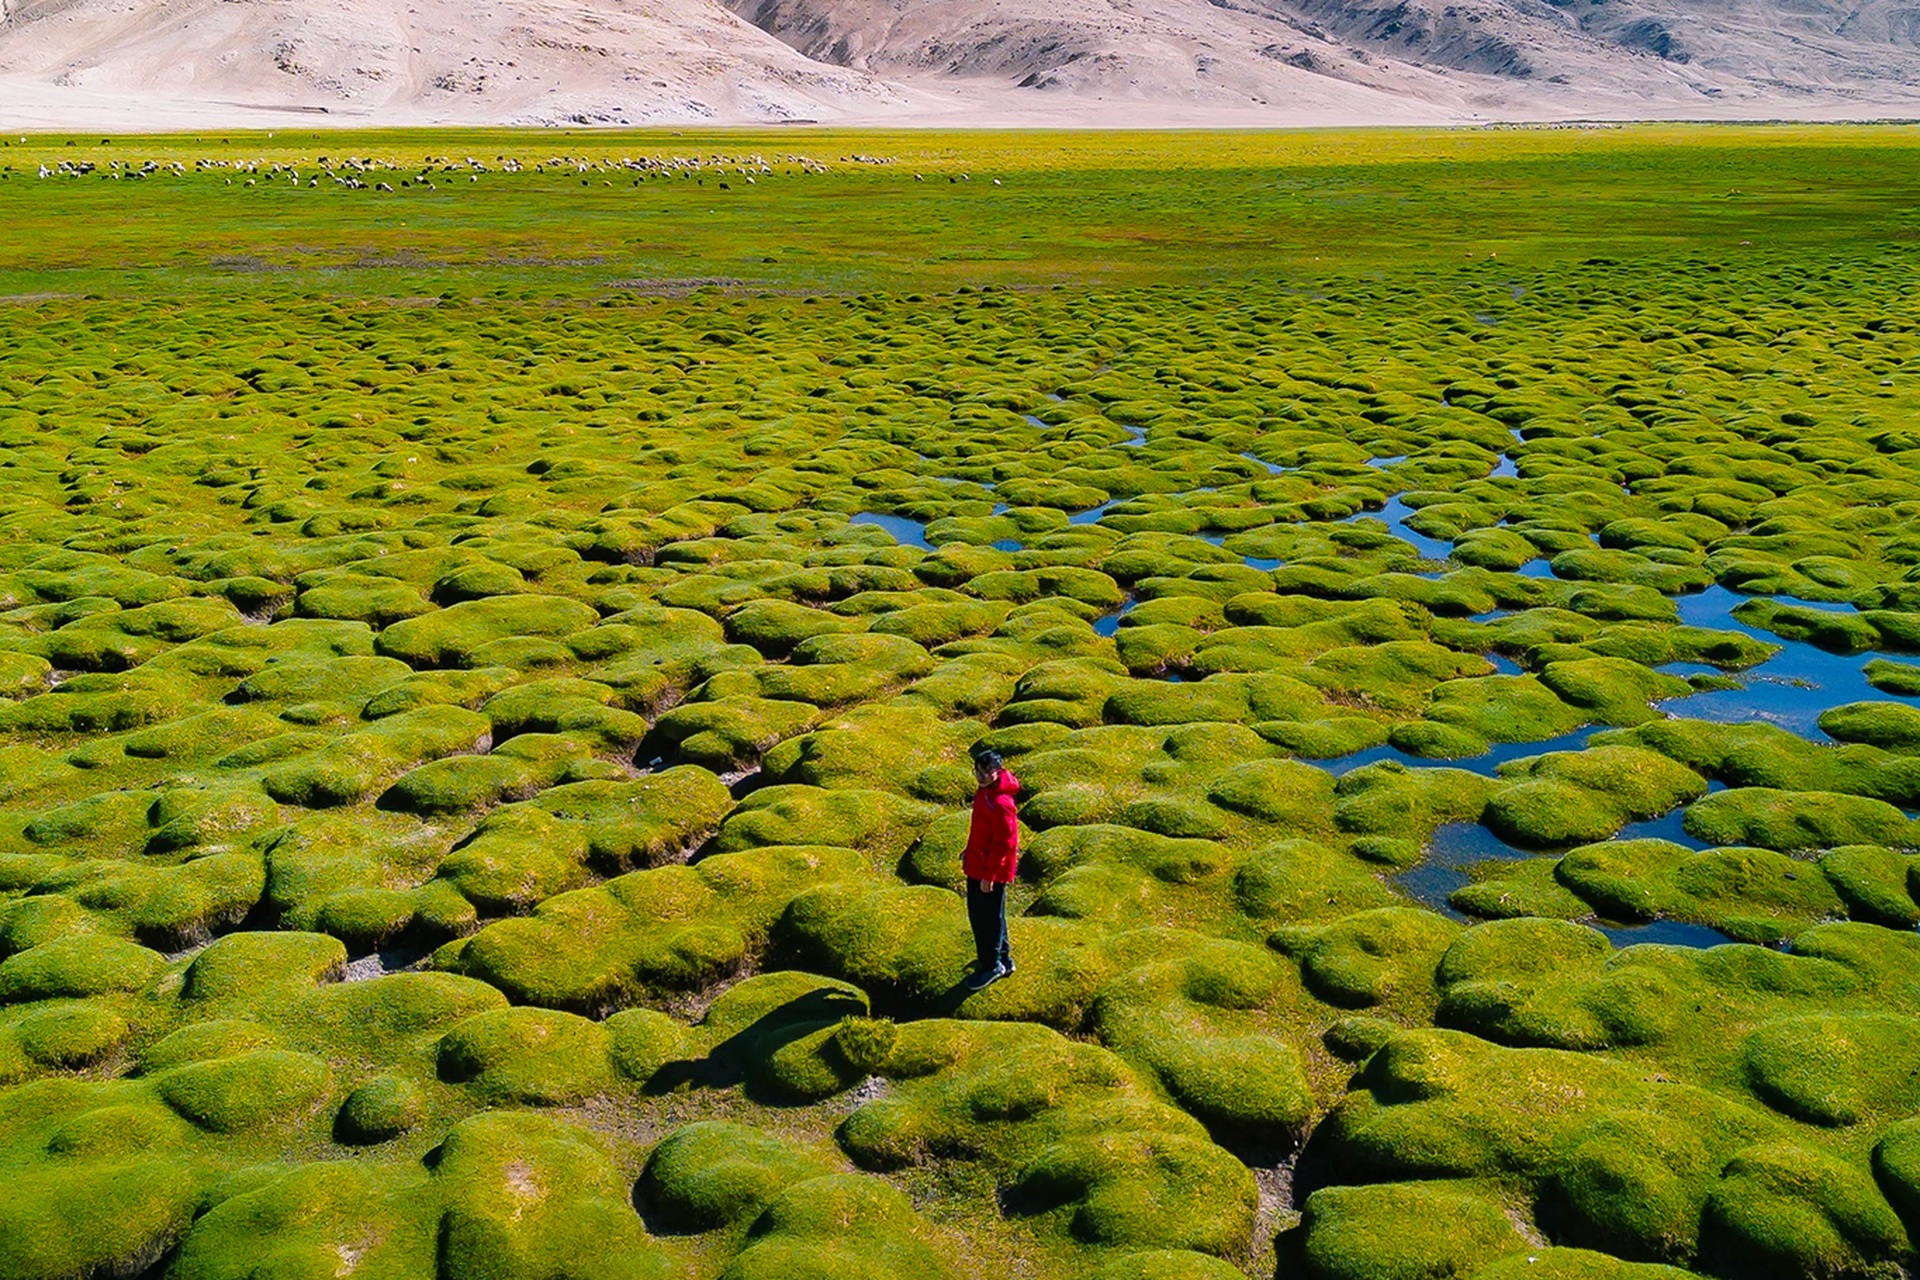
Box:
[962,769,1020,884]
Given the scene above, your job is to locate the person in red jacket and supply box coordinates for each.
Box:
[961,746,1020,990]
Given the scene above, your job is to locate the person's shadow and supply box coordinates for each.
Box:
[645,987,867,1100]
[918,968,1001,1019]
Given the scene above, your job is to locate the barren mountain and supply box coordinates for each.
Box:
[725,0,1920,115]
[0,0,922,126]
[0,0,1917,127]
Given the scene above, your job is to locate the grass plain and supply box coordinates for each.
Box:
[0,124,1919,1280]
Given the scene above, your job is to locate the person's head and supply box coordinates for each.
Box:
[971,748,1003,787]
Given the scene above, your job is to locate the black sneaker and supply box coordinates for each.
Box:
[964,965,1000,991]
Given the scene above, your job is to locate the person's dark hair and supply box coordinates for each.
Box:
[971,747,1003,773]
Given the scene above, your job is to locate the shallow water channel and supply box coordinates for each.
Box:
[852,426,1920,950]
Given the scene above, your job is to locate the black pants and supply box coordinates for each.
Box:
[966,878,1011,972]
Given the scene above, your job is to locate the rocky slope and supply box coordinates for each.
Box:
[725,0,1920,116]
[0,0,1916,128]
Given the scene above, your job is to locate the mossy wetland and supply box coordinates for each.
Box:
[1,124,1920,1279]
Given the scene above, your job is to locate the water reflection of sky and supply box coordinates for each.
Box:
[853,421,1920,952]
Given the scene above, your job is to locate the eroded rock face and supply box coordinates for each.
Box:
[721,0,1920,120]
[4,0,1920,128]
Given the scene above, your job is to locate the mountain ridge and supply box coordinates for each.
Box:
[1,0,1917,127]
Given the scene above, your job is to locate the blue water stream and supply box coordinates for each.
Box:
[849,511,934,550]
[1339,494,1456,565]
[851,410,1920,950]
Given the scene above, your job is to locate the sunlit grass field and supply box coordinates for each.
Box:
[2,124,1920,1280]
[4,125,1917,296]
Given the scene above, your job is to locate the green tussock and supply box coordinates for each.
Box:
[0,122,1917,1280]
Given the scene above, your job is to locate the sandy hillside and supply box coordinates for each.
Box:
[1,0,1918,128]
[0,0,926,126]
[728,0,1920,117]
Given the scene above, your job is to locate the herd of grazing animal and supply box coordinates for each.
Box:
[2,148,1020,194]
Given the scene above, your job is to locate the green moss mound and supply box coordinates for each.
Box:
[721,1174,953,1280]
[1700,1143,1909,1279]
[3,131,1920,1280]
[1298,1180,1528,1280]
[158,1050,333,1132]
[1082,1251,1249,1280]
[1486,746,1707,847]
[436,1007,614,1104]
[375,595,600,668]
[334,1074,427,1144]
[0,937,165,1001]
[1742,1013,1920,1126]
[640,1120,839,1232]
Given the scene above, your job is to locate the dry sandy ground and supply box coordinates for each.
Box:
[0,0,1917,130]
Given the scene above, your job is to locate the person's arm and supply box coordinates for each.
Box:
[992,791,1019,879]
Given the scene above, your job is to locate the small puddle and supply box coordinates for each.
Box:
[1663,585,1911,739]
[1094,599,1138,637]
[1594,919,1736,948]
[1339,495,1455,563]
[851,511,933,550]
[1612,787,1721,850]
[1395,815,1730,949]
[1316,724,1602,780]
[1393,821,1530,915]
[854,510,1026,555]
[1070,499,1121,526]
